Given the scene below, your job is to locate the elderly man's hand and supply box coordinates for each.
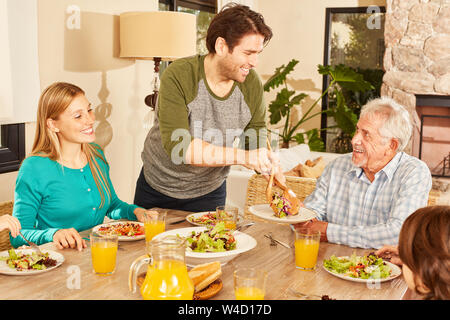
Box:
[293,218,328,242]
[375,245,403,266]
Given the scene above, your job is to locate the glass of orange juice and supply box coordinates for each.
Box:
[294,228,320,270]
[216,205,238,230]
[144,210,166,244]
[90,232,118,275]
[234,267,267,300]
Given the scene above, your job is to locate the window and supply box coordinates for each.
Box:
[321,7,386,151]
[0,123,25,174]
[159,0,217,55]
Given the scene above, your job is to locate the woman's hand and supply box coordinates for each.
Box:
[133,207,159,223]
[53,228,87,251]
[375,245,402,266]
[133,207,146,222]
[0,215,21,238]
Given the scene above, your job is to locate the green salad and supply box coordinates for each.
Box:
[0,249,57,271]
[184,222,236,253]
[323,252,392,279]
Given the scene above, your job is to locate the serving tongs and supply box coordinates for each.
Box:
[265,139,300,216]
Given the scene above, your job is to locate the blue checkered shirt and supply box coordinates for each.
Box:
[304,152,432,249]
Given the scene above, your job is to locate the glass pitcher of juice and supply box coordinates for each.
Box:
[128,235,194,300]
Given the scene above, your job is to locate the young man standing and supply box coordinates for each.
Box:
[135,3,283,212]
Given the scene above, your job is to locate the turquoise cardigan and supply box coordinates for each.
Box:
[10,145,139,247]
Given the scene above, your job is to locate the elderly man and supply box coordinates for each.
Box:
[295,97,432,249]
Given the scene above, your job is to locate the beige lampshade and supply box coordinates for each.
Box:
[119,11,197,61]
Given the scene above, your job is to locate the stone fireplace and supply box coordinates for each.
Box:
[382,0,450,179]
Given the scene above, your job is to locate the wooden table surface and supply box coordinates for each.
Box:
[0,209,407,300]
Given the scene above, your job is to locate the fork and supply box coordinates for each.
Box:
[18,231,43,255]
[288,288,323,300]
[391,278,404,289]
[264,233,291,248]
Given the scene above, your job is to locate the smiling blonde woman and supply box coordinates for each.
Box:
[11,82,149,250]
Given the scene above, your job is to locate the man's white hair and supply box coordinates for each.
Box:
[359,97,412,152]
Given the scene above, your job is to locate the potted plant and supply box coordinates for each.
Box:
[263,59,374,150]
[327,67,384,153]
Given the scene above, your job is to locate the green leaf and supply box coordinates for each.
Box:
[317,64,331,75]
[334,110,357,135]
[268,88,295,125]
[268,101,283,124]
[318,64,374,92]
[305,129,325,151]
[278,88,296,105]
[293,132,306,144]
[331,92,358,135]
[293,129,325,151]
[264,59,299,92]
[331,65,374,92]
[289,93,308,106]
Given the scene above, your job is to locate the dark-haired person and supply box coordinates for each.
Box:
[376,205,450,300]
[134,3,285,212]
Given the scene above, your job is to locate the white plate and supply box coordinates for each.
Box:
[186,211,244,226]
[185,211,215,226]
[0,249,64,276]
[92,221,145,241]
[153,227,257,267]
[248,204,316,224]
[322,256,402,283]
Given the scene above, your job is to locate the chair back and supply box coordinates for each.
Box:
[0,201,14,251]
[244,174,316,219]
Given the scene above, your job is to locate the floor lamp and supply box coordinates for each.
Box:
[119,11,197,110]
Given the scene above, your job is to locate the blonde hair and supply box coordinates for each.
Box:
[30,82,111,208]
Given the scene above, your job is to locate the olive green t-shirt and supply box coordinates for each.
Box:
[141,54,267,199]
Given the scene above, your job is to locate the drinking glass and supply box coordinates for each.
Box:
[294,228,320,270]
[90,232,118,275]
[216,205,238,230]
[234,267,267,300]
[144,210,166,243]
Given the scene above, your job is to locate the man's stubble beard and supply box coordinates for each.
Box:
[217,57,239,82]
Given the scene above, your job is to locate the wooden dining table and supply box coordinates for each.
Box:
[0,209,408,300]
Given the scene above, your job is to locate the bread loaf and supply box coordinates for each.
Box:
[188,261,222,292]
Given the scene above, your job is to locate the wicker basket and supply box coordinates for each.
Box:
[427,189,441,206]
[0,201,14,251]
[244,174,441,220]
[244,174,316,219]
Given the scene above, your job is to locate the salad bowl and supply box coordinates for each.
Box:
[152,226,257,267]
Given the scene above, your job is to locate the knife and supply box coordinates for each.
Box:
[168,218,186,225]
